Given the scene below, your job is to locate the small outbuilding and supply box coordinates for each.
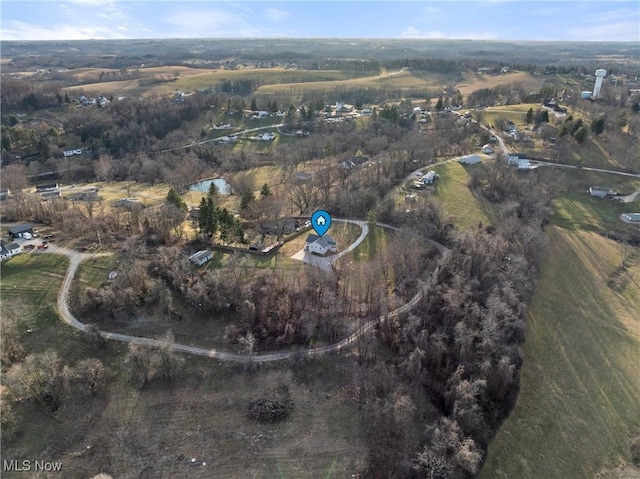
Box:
[189,250,212,266]
[588,186,616,198]
[8,224,33,239]
[457,154,482,165]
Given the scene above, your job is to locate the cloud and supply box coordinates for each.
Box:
[264,8,290,22]
[566,20,639,41]
[163,6,287,37]
[1,20,127,40]
[64,0,117,6]
[401,26,498,40]
[566,7,639,41]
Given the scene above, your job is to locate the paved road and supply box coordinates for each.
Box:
[530,160,640,179]
[49,226,446,363]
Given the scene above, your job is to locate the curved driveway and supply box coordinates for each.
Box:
[291,218,369,271]
[49,224,444,363]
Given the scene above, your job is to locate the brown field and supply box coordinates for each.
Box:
[63,66,358,98]
[65,67,119,78]
[455,71,544,96]
[255,69,448,97]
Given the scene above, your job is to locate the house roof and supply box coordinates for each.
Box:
[8,224,32,234]
[1,242,20,253]
[306,233,320,244]
[306,234,336,248]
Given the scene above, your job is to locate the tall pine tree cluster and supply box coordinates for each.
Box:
[198,197,244,244]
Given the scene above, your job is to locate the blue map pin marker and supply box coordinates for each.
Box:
[311,210,331,237]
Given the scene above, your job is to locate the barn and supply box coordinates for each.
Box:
[8,224,33,239]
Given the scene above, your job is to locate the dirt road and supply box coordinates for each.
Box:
[49,225,445,363]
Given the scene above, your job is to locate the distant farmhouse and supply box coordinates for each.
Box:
[8,224,33,239]
[112,198,144,209]
[481,144,494,154]
[36,183,59,192]
[295,172,313,183]
[188,250,212,266]
[457,154,482,165]
[335,102,354,114]
[414,170,439,189]
[338,156,368,170]
[507,153,528,165]
[63,149,83,158]
[37,183,62,199]
[588,186,617,199]
[305,234,338,255]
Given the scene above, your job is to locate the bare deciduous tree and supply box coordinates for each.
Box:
[156,331,184,381]
[126,343,152,386]
[413,447,453,479]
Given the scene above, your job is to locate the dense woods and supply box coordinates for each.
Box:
[357,162,552,478]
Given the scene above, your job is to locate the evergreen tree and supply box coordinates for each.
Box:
[167,188,187,212]
[573,125,589,144]
[234,219,245,243]
[260,183,271,198]
[208,181,219,199]
[250,98,258,111]
[240,189,254,210]
[525,108,534,124]
[591,116,605,135]
[435,96,444,111]
[541,110,549,123]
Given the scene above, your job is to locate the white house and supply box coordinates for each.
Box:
[507,153,528,165]
[258,132,275,141]
[0,242,21,261]
[188,250,212,266]
[516,159,532,170]
[481,144,494,154]
[305,234,338,255]
[420,171,439,185]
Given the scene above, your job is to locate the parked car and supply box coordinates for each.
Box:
[23,244,36,250]
[37,243,48,249]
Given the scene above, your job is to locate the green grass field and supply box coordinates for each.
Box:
[74,254,119,290]
[0,253,69,326]
[540,167,640,234]
[0,252,101,363]
[481,227,640,479]
[430,161,494,231]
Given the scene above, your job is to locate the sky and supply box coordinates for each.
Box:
[1,0,639,42]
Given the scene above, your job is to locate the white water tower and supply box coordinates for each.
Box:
[592,69,607,99]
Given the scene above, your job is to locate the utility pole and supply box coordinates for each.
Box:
[97,231,102,249]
